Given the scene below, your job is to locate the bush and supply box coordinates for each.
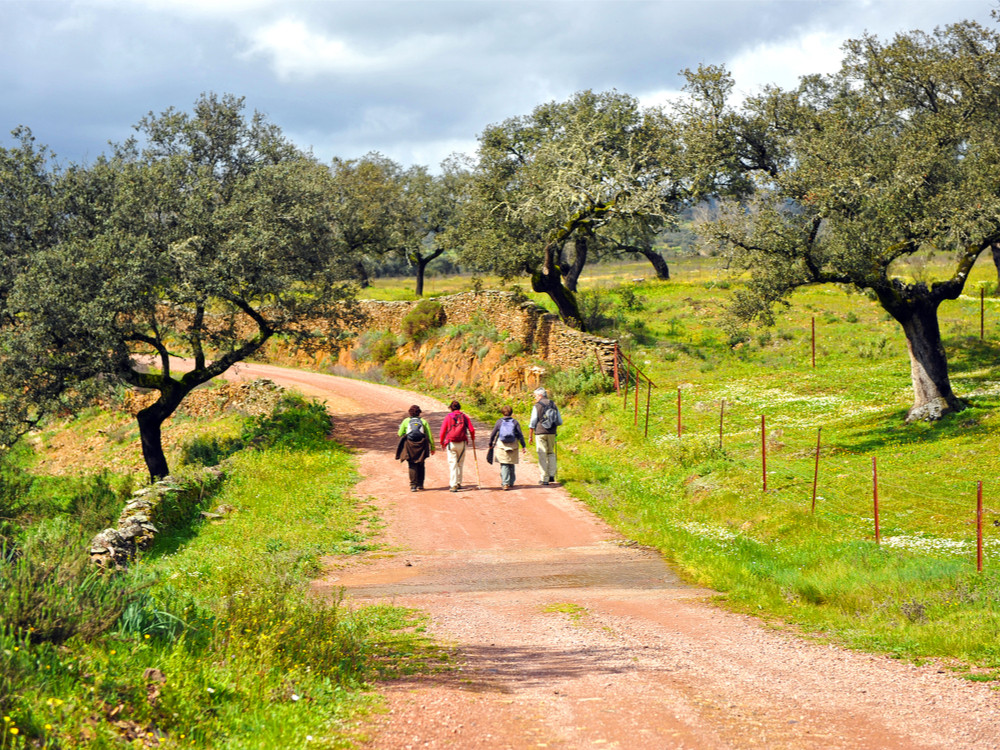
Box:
[0,518,149,645]
[179,434,244,468]
[383,356,418,381]
[401,300,445,343]
[354,330,400,364]
[547,364,615,401]
[577,290,615,331]
[241,394,332,450]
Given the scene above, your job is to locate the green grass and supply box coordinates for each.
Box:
[547,252,1000,670]
[1,400,446,749]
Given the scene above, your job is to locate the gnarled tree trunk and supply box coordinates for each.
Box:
[636,247,670,280]
[533,241,584,330]
[561,236,588,292]
[892,300,963,421]
[136,386,189,481]
[413,248,444,297]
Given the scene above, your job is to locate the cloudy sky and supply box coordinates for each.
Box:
[1,0,994,169]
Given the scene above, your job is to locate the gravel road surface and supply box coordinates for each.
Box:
[221,362,1000,750]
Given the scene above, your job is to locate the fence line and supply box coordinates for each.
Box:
[619,379,991,570]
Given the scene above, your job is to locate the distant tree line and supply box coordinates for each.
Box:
[2,16,999,481]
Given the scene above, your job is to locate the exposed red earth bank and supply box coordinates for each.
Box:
[214,361,999,749]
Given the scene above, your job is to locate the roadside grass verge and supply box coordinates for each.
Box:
[554,252,1000,671]
[1,396,445,749]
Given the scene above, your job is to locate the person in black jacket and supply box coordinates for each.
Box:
[395,404,435,491]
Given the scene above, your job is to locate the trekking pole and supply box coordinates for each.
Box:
[471,440,483,490]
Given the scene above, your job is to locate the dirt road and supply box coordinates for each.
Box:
[225,362,1000,749]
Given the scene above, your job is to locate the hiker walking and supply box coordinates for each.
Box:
[439,400,475,492]
[528,387,562,485]
[488,405,527,490]
[395,404,435,492]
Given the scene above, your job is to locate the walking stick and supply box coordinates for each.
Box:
[471,441,483,489]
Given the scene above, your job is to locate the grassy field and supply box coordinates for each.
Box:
[373,253,1000,676]
[1,398,444,749]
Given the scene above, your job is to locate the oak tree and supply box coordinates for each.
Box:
[457,90,681,329]
[2,94,358,479]
[685,21,1000,420]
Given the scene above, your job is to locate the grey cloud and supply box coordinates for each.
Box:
[0,0,991,169]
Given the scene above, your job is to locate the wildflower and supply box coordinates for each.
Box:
[206,687,215,694]
[11,727,19,735]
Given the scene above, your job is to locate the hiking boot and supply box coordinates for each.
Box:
[450,486,458,493]
[410,486,417,492]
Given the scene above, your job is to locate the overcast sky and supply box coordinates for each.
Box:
[1,0,995,169]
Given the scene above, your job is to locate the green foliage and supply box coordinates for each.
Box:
[0,518,149,646]
[685,22,1000,417]
[401,299,445,342]
[456,89,682,325]
[241,394,331,451]
[178,434,244,468]
[546,364,615,401]
[577,289,616,331]
[444,313,502,354]
[0,94,361,480]
[383,355,419,381]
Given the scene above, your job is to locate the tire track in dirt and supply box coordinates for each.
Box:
[221,362,1000,749]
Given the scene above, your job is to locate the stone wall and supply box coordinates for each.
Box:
[357,291,618,375]
[89,466,228,569]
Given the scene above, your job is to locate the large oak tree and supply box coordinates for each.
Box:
[456,90,681,329]
[685,21,1000,421]
[1,94,359,479]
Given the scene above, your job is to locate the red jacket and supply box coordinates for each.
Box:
[439,410,475,446]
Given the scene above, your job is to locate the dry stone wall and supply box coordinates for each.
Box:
[358,291,618,375]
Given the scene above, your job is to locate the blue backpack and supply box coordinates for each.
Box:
[497,417,518,443]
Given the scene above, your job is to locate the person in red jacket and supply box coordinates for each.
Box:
[439,400,475,492]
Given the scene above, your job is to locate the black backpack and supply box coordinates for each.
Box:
[406,417,425,442]
[538,403,560,430]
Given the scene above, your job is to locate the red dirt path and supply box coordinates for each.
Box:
[222,362,1000,750]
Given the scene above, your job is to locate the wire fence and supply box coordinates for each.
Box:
[611,376,995,572]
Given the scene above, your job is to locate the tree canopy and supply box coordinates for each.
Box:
[456,89,681,329]
[0,94,358,479]
[685,20,1000,420]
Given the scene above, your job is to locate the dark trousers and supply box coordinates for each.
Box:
[407,460,425,489]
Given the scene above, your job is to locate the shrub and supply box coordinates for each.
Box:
[242,394,332,450]
[401,300,445,343]
[370,334,399,364]
[547,364,615,401]
[383,356,418,381]
[618,287,646,312]
[354,330,399,364]
[0,518,149,645]
[577,289,615,331]
[179,434,244,468]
